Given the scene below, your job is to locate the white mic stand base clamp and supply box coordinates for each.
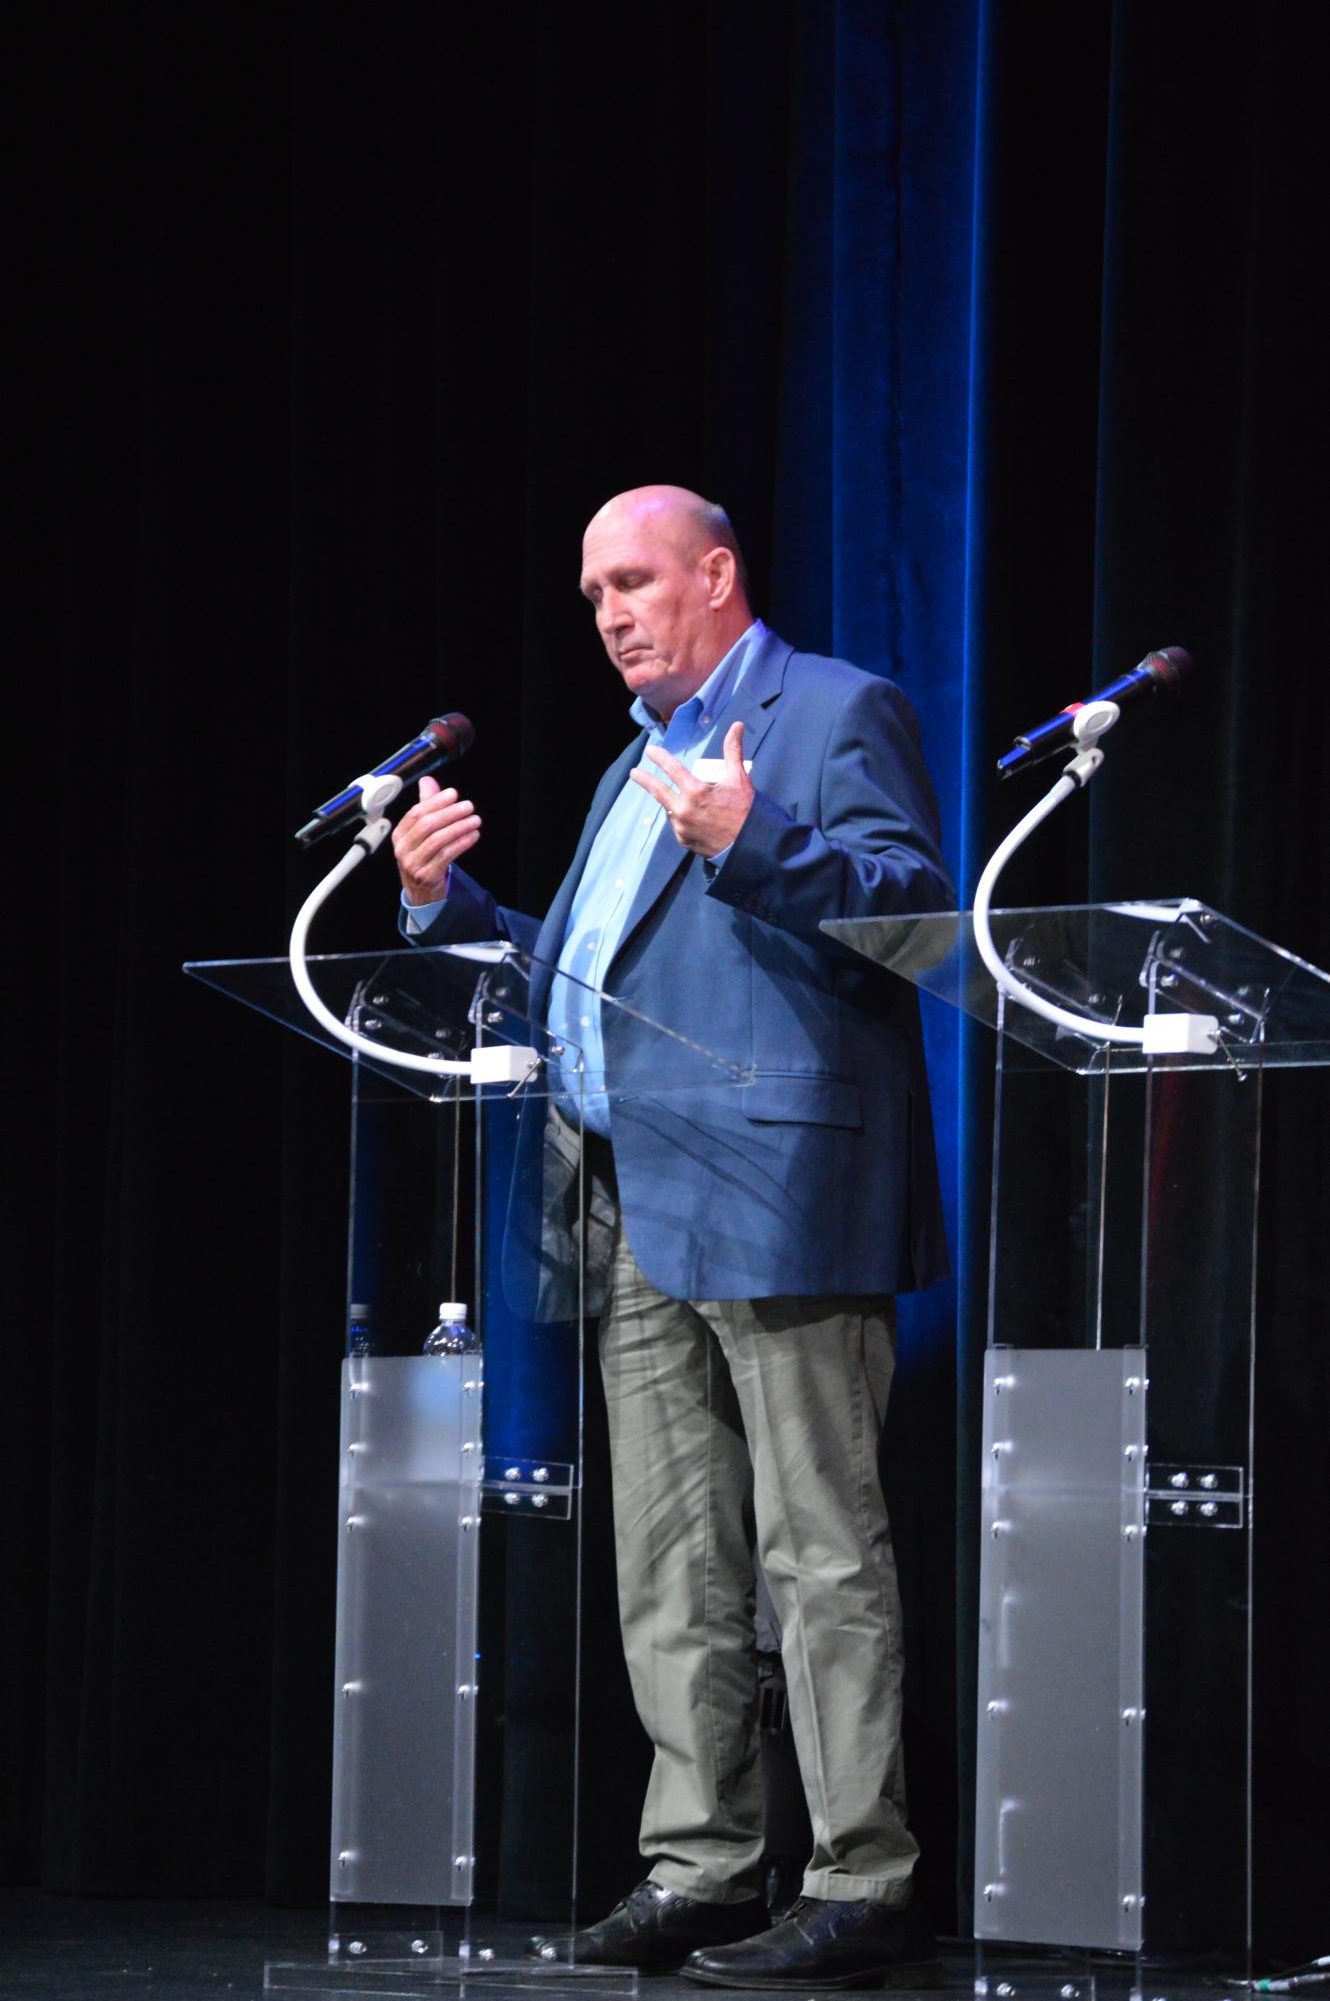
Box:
[1141,1012,1222,1056]
[469,1044,542,1084]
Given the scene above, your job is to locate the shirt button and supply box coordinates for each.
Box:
[580,1015,591,1028]
[614,877,624,889]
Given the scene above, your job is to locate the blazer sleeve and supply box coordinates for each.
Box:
[397,865,542,955]
[704,672,954,955]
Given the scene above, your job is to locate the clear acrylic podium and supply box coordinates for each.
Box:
[826,899,1330,1994]
[185,941,751,1997]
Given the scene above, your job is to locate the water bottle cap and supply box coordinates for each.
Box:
[437,1302,469,1323]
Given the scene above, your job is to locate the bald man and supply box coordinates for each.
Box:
[395,487,952,1990]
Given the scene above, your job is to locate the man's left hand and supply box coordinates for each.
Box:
[630,720,754,857]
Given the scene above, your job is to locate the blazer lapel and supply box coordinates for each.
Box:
[715,627,791,769]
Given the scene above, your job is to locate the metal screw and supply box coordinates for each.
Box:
[1201,1502,1218,1518]
[349,1940,366,1956]
[479,1948,495,1962]
[533,1466,549,1482]
[1170,1471,1189,1488]
[1170,1500,1190,1517]
[532,1493,548,1509]
[1201,1473,1218,1490]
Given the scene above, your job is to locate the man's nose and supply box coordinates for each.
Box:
[598,589,630,631]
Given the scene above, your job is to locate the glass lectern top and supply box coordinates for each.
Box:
[185,941,753,1102]
[823,899,1330,1073]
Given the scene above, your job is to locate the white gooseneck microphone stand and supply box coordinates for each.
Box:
[973,702,1221,1056]
[288,771,538,1084]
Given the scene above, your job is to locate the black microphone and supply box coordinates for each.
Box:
[997,647,1194,778]
[295,712,476,847]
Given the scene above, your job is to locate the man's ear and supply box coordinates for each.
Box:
[701,546,737,607]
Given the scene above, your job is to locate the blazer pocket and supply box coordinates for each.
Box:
[741,1072,863,1129]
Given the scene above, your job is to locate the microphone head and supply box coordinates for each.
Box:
[426,712,476,758]
[1141,645,1195,691]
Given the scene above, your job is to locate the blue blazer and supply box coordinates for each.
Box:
[410,629,954,1303]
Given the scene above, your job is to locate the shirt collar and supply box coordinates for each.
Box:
[629,619,765,734]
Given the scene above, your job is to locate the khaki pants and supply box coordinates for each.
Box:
[598,1214,917,1907]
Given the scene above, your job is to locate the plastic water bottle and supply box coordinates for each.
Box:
[422,1301,481,1356]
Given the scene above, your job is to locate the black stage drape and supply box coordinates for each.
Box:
[8,0,1328,1958]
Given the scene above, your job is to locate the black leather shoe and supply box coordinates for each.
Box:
[529,1878,769,1971]
[682,1894,943,1990]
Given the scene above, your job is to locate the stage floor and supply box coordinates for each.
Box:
[0,1894,1251,2001]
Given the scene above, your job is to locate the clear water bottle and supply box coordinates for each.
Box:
[422,1301,481,1356]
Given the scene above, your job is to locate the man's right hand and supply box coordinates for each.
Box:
[392,774,482,905]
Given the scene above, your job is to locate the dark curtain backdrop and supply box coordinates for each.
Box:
[8,0,1328,1959]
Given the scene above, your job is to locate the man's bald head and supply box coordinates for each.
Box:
[579,485,755,721]
[586,485,751,599]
